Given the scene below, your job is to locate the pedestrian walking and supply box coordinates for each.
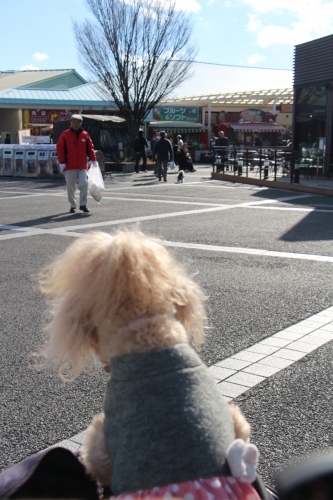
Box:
[134,129,148,173]
[56,114,97,213]
[177,135,183,149]
[153,131,173,182]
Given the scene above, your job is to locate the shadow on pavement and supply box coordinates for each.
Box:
[250,188,333,243]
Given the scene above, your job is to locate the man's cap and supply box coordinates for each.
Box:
[71,114,83,121]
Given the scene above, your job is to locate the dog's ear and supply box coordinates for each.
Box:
[38,234,113,380]
[173,277,206,349]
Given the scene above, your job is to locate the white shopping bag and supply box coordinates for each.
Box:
[88,162,105,204]
[169,161,176,170]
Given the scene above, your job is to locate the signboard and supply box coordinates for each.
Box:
[22,135,51,144]
[153,106,199,122]
[18,129,31,144]
[280,104,293,113]
[28,110,79,125]
[240,109,265,122]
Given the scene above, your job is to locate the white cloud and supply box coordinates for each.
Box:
[256,24,312,48]
[173,0,201,12]
[247,54,266,64]
[247,13,262,32]
[242,0,318,14]
[242,0,333,47]
[20,64,39,70]
[32,52,49,62]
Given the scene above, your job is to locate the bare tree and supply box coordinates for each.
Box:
[74,0,197,153]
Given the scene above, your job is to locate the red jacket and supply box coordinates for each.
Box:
[56,127,96,170]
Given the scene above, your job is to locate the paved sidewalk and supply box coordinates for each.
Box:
[55,306,333,454]
[211,170,333,196]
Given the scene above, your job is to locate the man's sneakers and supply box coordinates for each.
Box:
[70,206,90,213]
[79,206,90,213]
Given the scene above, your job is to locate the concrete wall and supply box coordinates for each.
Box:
[0,109,22,143]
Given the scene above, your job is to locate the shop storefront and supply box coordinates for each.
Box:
[23,109,80,143]
[148,120,206,160]
[208,109,286,146]
[148,105,205,159]
[226,122,286,147]
[293,34,333,174]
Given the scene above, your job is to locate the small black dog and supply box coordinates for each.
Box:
[177,170,185,183]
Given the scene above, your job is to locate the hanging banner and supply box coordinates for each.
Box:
[153,106,199,123]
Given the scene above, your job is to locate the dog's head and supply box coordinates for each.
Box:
[39,231,206,380]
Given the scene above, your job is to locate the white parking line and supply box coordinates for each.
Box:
[2,225,333,263]
[164,241,333,263]
[0,190,66,197]
[55,305,333,452]
[249,206,333,213]
[0,194,56,201]
[101,196,226,206]
[0,192,317,245]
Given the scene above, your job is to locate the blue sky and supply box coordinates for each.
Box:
[1,0,333,80]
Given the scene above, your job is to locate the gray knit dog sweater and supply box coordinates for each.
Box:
[103,344,235,495]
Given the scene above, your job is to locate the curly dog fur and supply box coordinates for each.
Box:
[39,230,251,485]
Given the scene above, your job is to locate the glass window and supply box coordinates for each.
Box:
[295,86,327,152]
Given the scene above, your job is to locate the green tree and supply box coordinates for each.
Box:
[74,0,197,155]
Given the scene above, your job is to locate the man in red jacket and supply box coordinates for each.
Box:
[56,114,97,213]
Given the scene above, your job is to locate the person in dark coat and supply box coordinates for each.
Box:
[252,130,262,148]
[178,144,196,172]
[215,130,229,147]
[153,131,173,182]
[134,130,148,173]
[214,131,229,169]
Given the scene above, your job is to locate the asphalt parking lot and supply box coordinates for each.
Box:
[1,165,333,487]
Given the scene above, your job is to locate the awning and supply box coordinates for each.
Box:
[81,114,126,123]
[28,123,50,127]
[149,121,204,133]
[228,123,286,133]
[41,124,53,132]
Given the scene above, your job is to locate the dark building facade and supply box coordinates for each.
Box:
[293,34,333,174]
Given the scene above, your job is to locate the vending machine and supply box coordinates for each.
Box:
[37,146,51,176]
[49,146,60,176]
[25,146,38,177]
[14,145,26,177]
[2,145,14,176]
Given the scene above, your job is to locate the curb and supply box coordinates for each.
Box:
[211,172,333,197]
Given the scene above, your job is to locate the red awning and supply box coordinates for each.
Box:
[228,123,286,133]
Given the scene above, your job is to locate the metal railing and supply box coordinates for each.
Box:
[211,146,332,183]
